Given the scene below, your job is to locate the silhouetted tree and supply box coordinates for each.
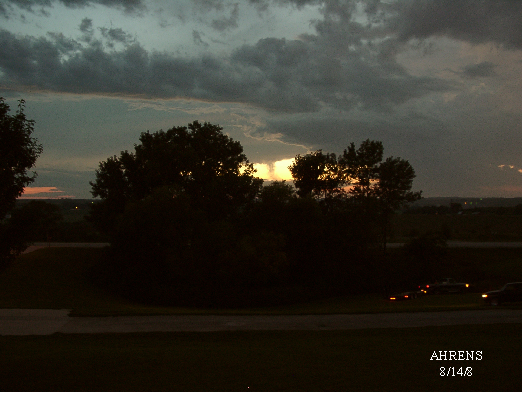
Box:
[288,150,343,199]
[375,156,422,251]
[340,139,384,200]
[0,98,42,219]
[339,140,421,251]
[0,98,43,269]
[288,139,421,252]
[89,121,263,234]
[258,180,296,206]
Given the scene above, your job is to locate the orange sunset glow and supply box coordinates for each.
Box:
[18,187,74,199]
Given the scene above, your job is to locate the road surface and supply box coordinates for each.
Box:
[0,309,520,335]
[22,241,521,254]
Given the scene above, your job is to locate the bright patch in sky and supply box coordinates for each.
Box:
[254,159,294,181]
[22,187,63,196]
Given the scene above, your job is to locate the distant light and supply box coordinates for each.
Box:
[390,297,396,300]
[404,295,409,298]
[466,284,469,288]
[482,294,487,298]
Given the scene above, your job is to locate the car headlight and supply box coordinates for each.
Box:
[482,294,488,298]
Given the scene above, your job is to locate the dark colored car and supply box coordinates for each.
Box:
[482,282,522,306]
[389,291,418,301]
[419,278,469,294]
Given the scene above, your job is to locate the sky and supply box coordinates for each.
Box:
[0,0,521,199]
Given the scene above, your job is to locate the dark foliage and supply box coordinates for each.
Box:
[89,121,263,234]
[0,98,43,219]
[0,201,61,270]
[0,98,43,269]
[89,128,423,307]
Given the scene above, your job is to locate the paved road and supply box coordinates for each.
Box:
[388,241,522,248]
[22,241,521,254]
[22,242,110,254]
[0,309,520,335]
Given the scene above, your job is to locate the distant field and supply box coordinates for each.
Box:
[391,213,521,242]
[13,198,522,243]
[0,247,520,316]
[0,324,520,391]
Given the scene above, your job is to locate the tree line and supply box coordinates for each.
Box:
[1,98,425,306]
[87,121,422,306]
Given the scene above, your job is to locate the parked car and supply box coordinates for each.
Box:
[419,278,469,294]
[482,282,522,306]
[389,291,418,301]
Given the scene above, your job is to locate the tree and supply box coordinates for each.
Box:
[0,98,43,269]
[340,140,421,251]
[0,98,42,219]
[288,150,343,199]
[258,180,296,206]
[340,139,384,200]
[90,121,263,233]
[288,139,421,251]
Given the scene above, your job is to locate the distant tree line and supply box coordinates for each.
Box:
[87,121,422,307]
[404,204,522,215]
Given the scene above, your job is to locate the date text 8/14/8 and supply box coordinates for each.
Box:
[440,367,472,376]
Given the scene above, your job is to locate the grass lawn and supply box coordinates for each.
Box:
[1,324,520,391]
[0,247,521,316]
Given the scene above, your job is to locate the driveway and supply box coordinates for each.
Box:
[0,309,520,335]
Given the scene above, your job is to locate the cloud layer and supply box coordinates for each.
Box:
[2,0,519,113]
[1,0,521,198]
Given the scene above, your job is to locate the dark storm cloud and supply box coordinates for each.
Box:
[249,0,321,11]
[0,0,145,17]
[79,18,93,33]
[99,27,135,45]
[0,1,516,114]
[47,32,82,52]
[392,0,522,49]
[61,0,145,13]
[192,30,209,47]
[0,0,52,17]
[258,110,450,154]
[0,23,450,113]
[211,3,239,32]
[232,36,449,112]
[462,62,497,78]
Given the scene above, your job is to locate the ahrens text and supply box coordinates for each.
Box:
[430,351,482,361]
